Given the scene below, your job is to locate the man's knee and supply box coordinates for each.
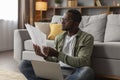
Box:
[19,60,32,72]
[81,66,94,74]
[77,66,95,80]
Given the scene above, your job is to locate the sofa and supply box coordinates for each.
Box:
[14,14,120,79]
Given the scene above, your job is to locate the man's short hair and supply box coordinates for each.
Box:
[67,9,82,23]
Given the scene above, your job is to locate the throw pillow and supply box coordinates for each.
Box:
[79,14,107,42]
[104,14,120,42]
[34,22,50,37]
[48,23,63,40]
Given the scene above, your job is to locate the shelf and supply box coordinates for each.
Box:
[55,6,81,9]
[81,6,109,8]
[109,6,120,8]
[35,0,120,21]
[50,6,120,9]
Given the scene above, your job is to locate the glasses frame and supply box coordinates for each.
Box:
[60,18,73,22]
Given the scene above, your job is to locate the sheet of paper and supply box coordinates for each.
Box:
[25,24,46,55]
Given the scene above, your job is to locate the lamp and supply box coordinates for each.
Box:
[36,1,47,21]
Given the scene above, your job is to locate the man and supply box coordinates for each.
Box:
[19,9,94,80]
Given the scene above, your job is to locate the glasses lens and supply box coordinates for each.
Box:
[60,18,72,22]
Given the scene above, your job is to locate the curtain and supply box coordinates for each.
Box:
[0,20,17,51]
[0,0,18,51]
[0,0,35,51]
[18,0,35,29]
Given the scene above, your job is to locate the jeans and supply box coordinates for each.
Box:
[19,60,95,80]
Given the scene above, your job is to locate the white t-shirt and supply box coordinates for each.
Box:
[59,34,77,67]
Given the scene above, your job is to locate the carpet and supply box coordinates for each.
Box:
[0,69,27,80]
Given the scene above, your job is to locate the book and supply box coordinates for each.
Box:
[96,0,102,6]
[96,0,99,6]
[25,24,47,55]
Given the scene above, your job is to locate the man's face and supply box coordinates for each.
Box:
[61,12,74,31]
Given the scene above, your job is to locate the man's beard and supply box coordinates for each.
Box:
[62,26,72,31]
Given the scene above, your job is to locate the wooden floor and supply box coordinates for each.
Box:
[0,50,117,80]
[0,50,20,73]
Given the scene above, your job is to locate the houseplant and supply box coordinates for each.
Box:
[55,0,62,7]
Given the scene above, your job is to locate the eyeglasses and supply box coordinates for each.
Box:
[60,18,73,22]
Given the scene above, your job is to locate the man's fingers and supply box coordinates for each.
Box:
[33,44,40,54]
[43,47,49,55]
[33,45,47,57]
[33,44,36,52]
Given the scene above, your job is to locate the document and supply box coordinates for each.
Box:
[25,24,46,55]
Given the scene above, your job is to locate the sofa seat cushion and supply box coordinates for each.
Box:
[93,42,120,59]
[92,58,120,76]
[24,39,55,51]
[22,51,45,61]
[24,40,34,51]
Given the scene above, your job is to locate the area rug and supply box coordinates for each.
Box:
[0,69,27,80]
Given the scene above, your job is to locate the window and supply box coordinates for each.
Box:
[0,0,18,21]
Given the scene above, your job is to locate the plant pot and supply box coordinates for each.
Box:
[55,3,61,7]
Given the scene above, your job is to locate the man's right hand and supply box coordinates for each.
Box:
[33,44,47,58]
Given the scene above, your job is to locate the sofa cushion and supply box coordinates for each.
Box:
[22,51,45,61]
[104,14,120,42]
[34,22,50,37]
[24,40,34,51]
[24,40,55,51]
[92,58,120,76]
[51,15,62,23]
[93,42,120,59]
[48,23,63,40]
[80,14,107,42]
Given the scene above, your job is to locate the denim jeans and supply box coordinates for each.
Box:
[19,60,94,80]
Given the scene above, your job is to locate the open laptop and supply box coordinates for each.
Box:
[31,60,64,80]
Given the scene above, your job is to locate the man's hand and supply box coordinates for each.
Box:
[33,44,59,58]
[43,47,59,57]
[33,44,47,58]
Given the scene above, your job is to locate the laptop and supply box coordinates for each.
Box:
[31,60,64,80]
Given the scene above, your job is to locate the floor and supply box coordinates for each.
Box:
[0,50,20,73]
[0,51,117,80]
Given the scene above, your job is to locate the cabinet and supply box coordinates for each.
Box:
[35,0,120,21]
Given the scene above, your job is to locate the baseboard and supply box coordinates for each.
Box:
[96,74,120,80]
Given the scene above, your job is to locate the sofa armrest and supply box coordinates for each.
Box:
[14,29,31,62]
